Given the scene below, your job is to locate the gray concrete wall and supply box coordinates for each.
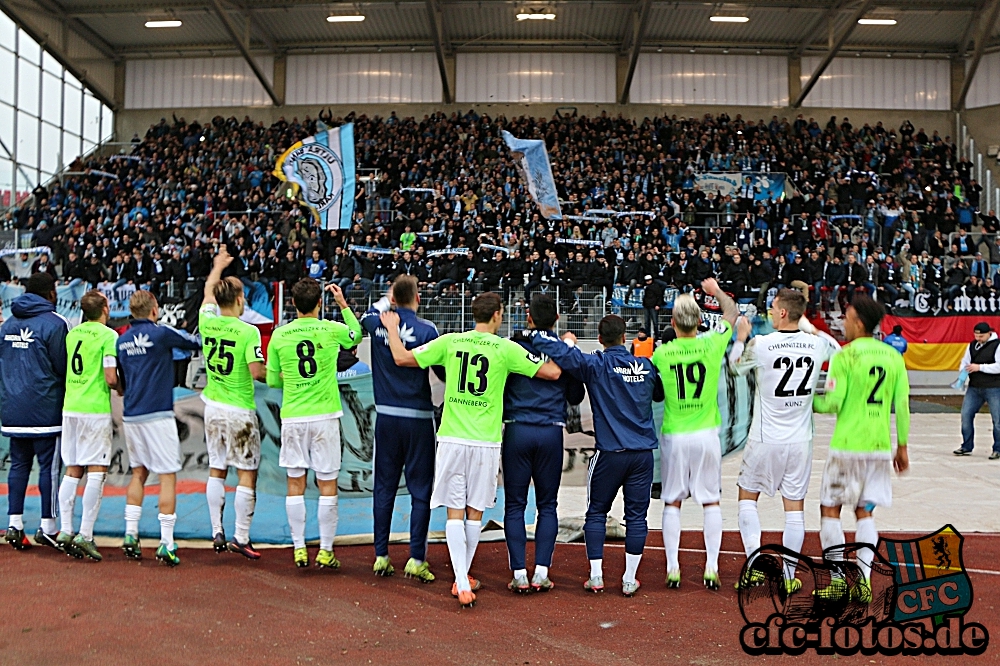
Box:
[114,103,956,145]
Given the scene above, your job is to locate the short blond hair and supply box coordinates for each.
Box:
[213,277,244,308]
[672,293,701,333]
[129,290,158,319]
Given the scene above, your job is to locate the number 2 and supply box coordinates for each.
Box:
[867,366,887,405]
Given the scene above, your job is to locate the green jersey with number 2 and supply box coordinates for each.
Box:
[265,309,362,419]
[64,321,118,414]
[412,330,542,445]
[199,304,264,411]
[651,320,732,435]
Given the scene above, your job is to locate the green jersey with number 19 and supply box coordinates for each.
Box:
[412,330,542,446]
[64,321,118,414]
[651,320,732,435]
[814,336,909,454]
[266,309,362,419]
[199,304,264,411]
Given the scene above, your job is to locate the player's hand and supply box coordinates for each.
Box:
[798,316,817,335]
[701,277,720,296]
[894,446,909,474]
[326,283,349,309]
[213,245,233,269]
[736,316,751,341]
[562,331,578,346]
[380,310,400,331]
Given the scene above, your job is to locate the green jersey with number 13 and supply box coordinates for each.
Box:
[199,304,264,411]
[412,330,542,446]
[265,309,362,419]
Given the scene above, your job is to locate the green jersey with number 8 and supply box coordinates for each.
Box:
[651,320,732,435]
[199,304,264,411]
[265,310,362,419]
[64,321,118,414]
[412,330,542,446]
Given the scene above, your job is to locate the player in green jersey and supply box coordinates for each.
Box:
[199,246,267,559]
[813,295,909,602]
[380,292,562,608]
[650,278,738,590]
[267,277,361,569]
[58,290,120,561]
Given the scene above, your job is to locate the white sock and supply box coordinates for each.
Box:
[285,495,306,548]
[662,505,681,572]
[820,516,845,563]
[514,568,527,579]
[234,486,255,544]
[318,495,338,551]
[41,518,57,535]
[738,499,761,558]
[623,553,642,585]
[59,476,80,534]
[125,504,142,537]
[79,472,106,540]
[206,476,226,536]
[534,564,549,580]
[158,513,176,549]
[589,558,603,579]
[782,511,806,580]
[446,519,469,592]
[464,519,482,576]
[703,505,722,573]
[855,517,878,582]
[9,514,23,530]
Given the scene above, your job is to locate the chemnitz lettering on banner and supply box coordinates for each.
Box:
[914,292,1000,316]
[738,525,989,657]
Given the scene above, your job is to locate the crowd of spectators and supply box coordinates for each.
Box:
[4,109,998,333]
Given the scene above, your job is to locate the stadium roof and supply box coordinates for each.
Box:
[1,0,998,108]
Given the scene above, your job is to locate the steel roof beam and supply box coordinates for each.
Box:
[210,0,282,104]
[954,0,1000,109]
[793,0,876,108]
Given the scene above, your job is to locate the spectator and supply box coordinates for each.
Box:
[883,325,908,354]
[955,322,1000,460]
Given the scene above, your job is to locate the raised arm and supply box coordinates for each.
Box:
[727,316,754,375]
[379,311,419,367]
[326,284,361,348]
[702,277,738,327]
[202,245,233,307]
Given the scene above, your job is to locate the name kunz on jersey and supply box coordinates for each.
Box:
[120,332,155,356]
[5,328,35,349]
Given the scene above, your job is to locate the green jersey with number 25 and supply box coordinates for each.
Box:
[199,304,264,411]
[265,309,362,419]
[651,320,732,435]
[412,330,542,446]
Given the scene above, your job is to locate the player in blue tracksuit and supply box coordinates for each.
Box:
[361,275,444,582]
[116,290,201,565]
[0,273,69,550]
[502,294,585,593]
[528,314,663,597]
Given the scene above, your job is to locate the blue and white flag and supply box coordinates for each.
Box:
[274,123,356,229]
[501,130,562,220]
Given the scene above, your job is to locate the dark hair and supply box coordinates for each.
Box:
[391,275,418,307]
[471,292,503,324]
[213,276,244,309]
[598,315,626,346]
[892,325,903,335]
[850,295,885,334]
[528,294,557,330]
[25,272,55,297]
[775,288,807,322]
[291,278,322,314]
[80,289,107,322]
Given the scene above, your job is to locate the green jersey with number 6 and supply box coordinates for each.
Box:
[412,330,542,446]
[199,304,264,411]
[814,336,909,454]
[651,320,732,435]
[265,309,362,419]
[64,321,118,414]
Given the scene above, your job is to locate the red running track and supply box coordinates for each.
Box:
[0,531,998,665]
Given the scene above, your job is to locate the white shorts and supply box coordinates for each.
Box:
[279,417,342,479]
[124,417,182,475]
[737,438,812,501]
[62,413,113,467]
[430,440,501,512]
[204,401,261,471]
[660,428,722,505]
[819,452,893,509]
